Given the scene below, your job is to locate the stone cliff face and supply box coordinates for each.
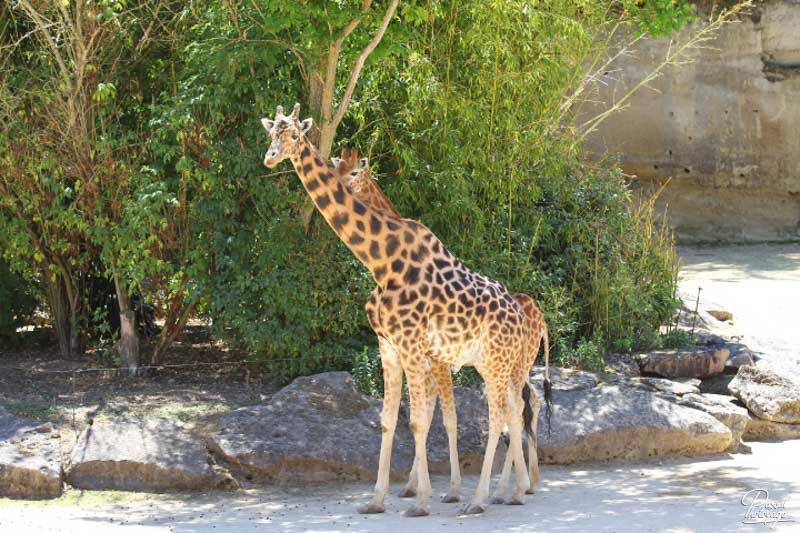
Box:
[583,1,800,242]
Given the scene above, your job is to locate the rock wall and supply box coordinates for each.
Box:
[583,1,800,242]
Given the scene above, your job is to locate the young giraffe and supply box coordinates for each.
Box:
[333,151,552,502]
[263,103,534,516]
[331,150,463,503]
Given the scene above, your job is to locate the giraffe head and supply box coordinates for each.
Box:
[261,103,313,168]
[332,150,369,189]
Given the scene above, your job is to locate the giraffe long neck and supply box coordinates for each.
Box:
[349,177,401,218]
[290,140,397,287]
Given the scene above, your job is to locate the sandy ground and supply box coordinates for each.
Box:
[678,243,800,372]
[2,244,799,532]
[1,440,799,533]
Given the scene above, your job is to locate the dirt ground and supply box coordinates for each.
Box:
[2,243,799,532]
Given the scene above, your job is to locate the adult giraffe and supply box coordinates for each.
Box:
[334,152,553,502]
[263,103,541,516]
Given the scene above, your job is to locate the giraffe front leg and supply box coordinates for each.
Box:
[464,381,507,515]
[358,339,402,515]
[403,367,433,517]
[433,362,461,503]
[400,372,438,498]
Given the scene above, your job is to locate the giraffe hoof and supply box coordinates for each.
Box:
[398,487,417,498]
[441,493,461,504]
[357,502,385,514]
[403,505,430,517]
[506,496,525,506]
[525,487,536,495]
[490,496,506,505]
[463,503,486,515]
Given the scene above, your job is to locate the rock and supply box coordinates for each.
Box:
[530,381,732,464]
[707,310,733,322]
[700,374,735,395]
[209,372,415,484]
[744,415,800,441]
[633,377,701,396]
[0,406,62,499]
[723,343,755,373]
[67,420,237,492]
[530,367,599,391]
[676,394,750,453]
[640,347,729,379]
[729,363,800,424]
[209,372,508,485]
[603,353,641,376]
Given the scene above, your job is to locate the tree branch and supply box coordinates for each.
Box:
[331,0,399,130]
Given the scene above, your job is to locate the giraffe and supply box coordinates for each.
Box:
[332,149,462,503]
[263,103,541,516]
[333,151,553,503]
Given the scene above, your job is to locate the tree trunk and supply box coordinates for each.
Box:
[113,274,139,375]
[46,274,72,356]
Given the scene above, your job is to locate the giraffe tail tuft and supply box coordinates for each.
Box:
[542,324,553,437]
[521,382,534,438]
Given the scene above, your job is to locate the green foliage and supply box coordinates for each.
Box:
[0,0,694,380]
[353,346,384,397]
[659,328,697,350]
[557,336,604,372]
[623,0,697,37]
[349,0,682,365]
[0,259,37,345]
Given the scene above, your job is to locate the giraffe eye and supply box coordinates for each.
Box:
[291,133,299,140]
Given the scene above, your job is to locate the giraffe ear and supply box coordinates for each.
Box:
[331,157,342,169]
[261,118,275,131]
[358,158,369,170]
[300,118,313,134]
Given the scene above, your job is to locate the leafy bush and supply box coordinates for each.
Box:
[0,259,37,346]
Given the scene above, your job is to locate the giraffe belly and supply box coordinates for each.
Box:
[426,324,485,371]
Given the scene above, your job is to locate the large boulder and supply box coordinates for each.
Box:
[729,363,800,424]
[530,378,732,464]
[639,347,729,379]
[66,420,237,492]
[676,393,750,453]
[209,372,415,484]
[209,372,503,485]
[744,416,800,442]
[0,407,62,499]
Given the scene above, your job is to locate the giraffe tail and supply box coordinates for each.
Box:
[522,382,534,438]
[542,324,553,437]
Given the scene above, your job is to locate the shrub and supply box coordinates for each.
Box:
[0,260,37,346]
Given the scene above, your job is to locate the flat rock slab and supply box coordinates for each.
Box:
[67,420,237,492]
[744,415,800,441]
[640,348,729,379]
[531,382,732,464]
[729,363,800,424]
[209,372,416,484]
[0,407,62,499]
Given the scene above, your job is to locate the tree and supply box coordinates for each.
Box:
[0,0,169,368]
